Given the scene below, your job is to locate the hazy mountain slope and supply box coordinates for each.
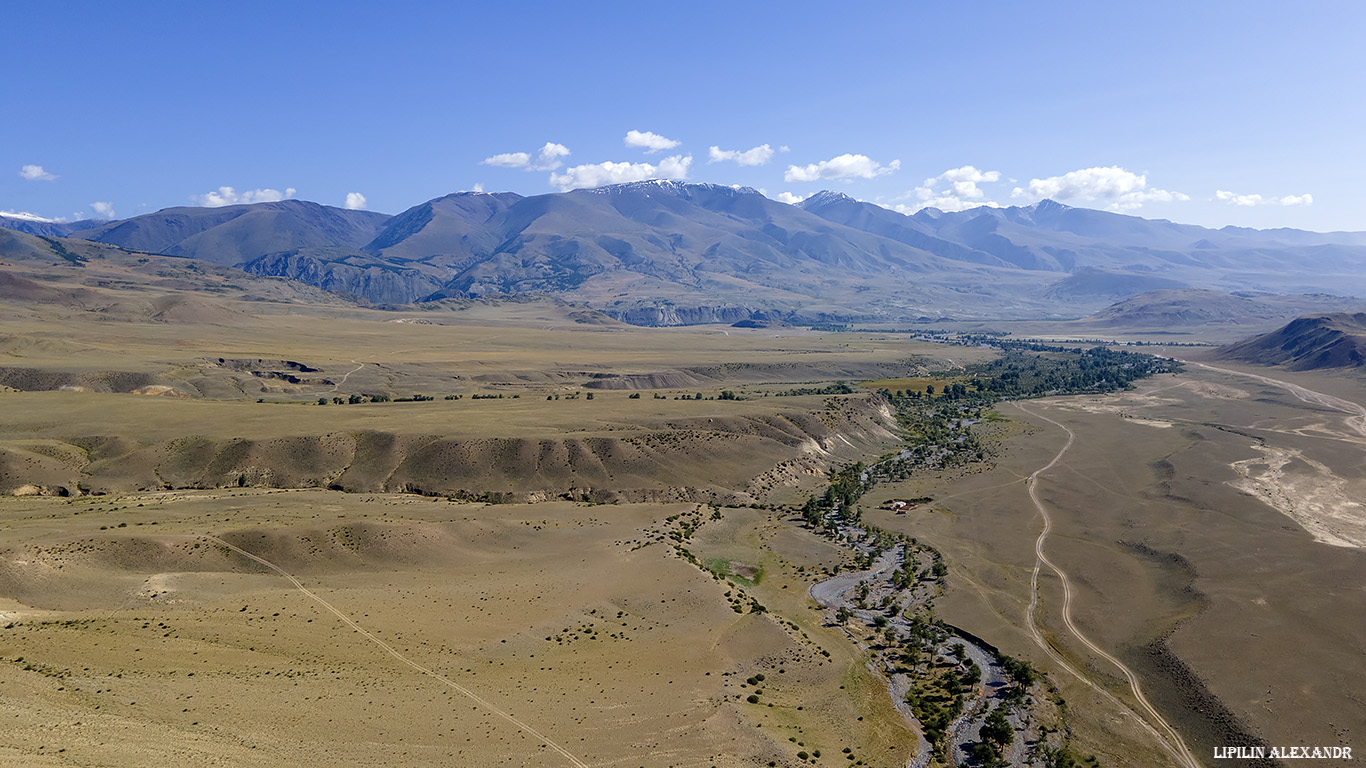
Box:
[353,181,1038,322]
[804,197,1366,296]
[440,181,1001,299]
[63,200,392,266]
[0,229,353,315]
[1084,289,1364,327]
[9,184,1366,325]
[0,227,58,261]
[798,191,1020,267]
[240,248,445,305]
[0,215,103,238]
[1218,313,1366,370]
[364,191,522,264]
[1043,267,1190,300]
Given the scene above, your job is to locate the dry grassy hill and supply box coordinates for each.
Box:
[0,233,985,503]
[1218,312,1366,370]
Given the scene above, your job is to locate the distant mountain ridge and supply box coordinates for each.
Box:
[1082,289,1363,328]
[5,183,1366,325]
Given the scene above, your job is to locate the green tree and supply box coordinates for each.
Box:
[981,705,1013,749]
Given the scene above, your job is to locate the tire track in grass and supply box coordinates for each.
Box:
[204,535,588,768]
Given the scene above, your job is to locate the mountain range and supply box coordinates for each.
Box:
[5,181,1365,325]
[1080,289,1362,328]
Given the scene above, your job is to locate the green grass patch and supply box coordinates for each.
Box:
[707,558,763,585]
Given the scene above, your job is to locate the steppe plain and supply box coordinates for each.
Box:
[2,245,1364,767]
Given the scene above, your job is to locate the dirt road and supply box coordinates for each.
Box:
[1011,402,1201,768]
[329,360,365,393]
[1188,361,1366,442]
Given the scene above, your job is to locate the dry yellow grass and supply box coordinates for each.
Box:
[1,491,916,767]
[10,254,1361,765]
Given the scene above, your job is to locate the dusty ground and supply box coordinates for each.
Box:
[0,491,921,767]
[6,260,1364,766]
[865,365,1366,766]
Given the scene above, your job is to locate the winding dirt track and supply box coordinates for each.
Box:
[1188,361,1366,442]
[329,360,366,393]
[1010,403,1201,768]
[204,535,589,768]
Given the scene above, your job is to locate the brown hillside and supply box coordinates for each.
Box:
[1217,312,1366,370]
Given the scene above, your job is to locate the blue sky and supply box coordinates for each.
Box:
[3,1,1363,231]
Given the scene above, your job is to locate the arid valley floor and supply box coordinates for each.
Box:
[2,252,1364,767]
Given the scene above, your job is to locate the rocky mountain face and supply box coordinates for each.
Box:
[5,183,1366,325]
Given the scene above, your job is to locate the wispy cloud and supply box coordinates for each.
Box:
[481,142,571,171]
[19,164,57,181]
[708,144,775,167]
[90,201,117,219]
[785,153,900,183]
[624,130,680,153]
[1215,190,1313,207]
[482,152,531,168]
[548,155,692,191]
[1012,166,1188,212]
[191,186,297,207]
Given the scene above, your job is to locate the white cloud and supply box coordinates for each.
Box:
[774,191,808,205]
[471,182,485,193]
[892,165,1004,213]
[344,192,367,210]
[1,209,62,222]
[939,166,1001,185]
[191,186,297,207]
[19,164,57,181]
[548,154,692,191]
[482,152,531,168]
[784,153,900,183]
[1214,190,1263,207]
[1013,166,1188,212]
[1216,189,1313,207]
[708,144,775,167]
[533,142,570,170]
[624,130,680,153]
[481,142,571,171]
[655,155,692,178]
[90,201,116,219]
